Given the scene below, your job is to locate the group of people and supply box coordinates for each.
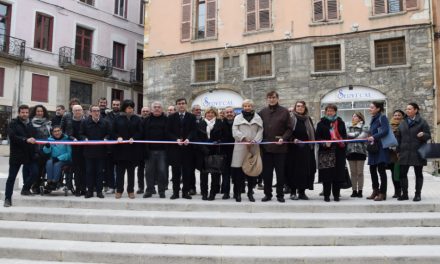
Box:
[2,91,432,208]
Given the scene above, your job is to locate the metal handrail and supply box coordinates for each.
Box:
[0,33,25,59]
[59,46,113,76]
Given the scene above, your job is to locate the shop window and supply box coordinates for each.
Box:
[313,0,339,22]
[247,52,272,78]
[79,0,94,6]
[0,68,4,97]
[373,0,418,15]
[31,74,49,103]
[70,81,92,105]
[112,89,124,101]
[375,37,406,67]
[34,13,53,52]
[195,58,216,82]
[246,0,271,32]
[114,0,128,18]
[314,45,341,72]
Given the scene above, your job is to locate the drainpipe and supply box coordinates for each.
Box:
[429,0,438,139]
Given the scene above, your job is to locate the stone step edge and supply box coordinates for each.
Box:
[1,220,440,246]
[0,259,102,264]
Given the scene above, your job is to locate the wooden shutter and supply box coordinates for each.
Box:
[206,0,217,37]
[406,0,418,9]
[313,0,324,22]
[373,0,386,15]
[258,0,271,29]
[246,0,256,31]
[31,74,49,103]
[181,0,192,42]
[0,68,4,97]
[327,0,339,20]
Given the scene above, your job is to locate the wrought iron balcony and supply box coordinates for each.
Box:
[58,46,113,77]
[130,68,143,84]
[0,34,25,61]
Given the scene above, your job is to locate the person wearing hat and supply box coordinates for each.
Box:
[346,112,369,198]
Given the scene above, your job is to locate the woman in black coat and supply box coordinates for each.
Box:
[112,100,143,199]
[196,107,224,201]
[397,103,431,202]
[316,104,347,202]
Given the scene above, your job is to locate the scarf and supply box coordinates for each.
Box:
[390,117,401,134]
[329,118,344,148]
[31,117,51,139]
[325,115,337,122]
[205,118,216,139]
[242,110,255,123]
[293,113,315,144]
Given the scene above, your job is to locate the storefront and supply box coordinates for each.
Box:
[191,90,244,113]
[321,86,387,127]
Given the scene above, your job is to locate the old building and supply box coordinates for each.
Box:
[0,0,145,138]
[144,0,436,133]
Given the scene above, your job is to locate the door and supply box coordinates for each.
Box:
[75,27,93,67]
[0,3,11,53]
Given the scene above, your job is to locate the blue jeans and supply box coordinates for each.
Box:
[46,159,70,182]
[85,158,105,193]
[5,162,38,200]
[146,150,167,193]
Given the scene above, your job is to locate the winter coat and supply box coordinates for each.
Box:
[194,118,225,170]
[397,114,431,166]
[222,118,235,167]
[8,118,36,164]
[79,116,111,159]
[346,122,368,156]
[166,112,197,166]
[142,113,169,151]
[367,114,390,165]
[111,114,143,161]
[231,113,263,168]
[258,104,293,153]
[42,134,72,162]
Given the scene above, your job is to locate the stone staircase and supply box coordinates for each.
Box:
[1,192,440,264]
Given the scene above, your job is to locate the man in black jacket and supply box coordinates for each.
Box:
[167,98,197,199]
[103,99,120,194]
[4,105,38,207]
[221,106,235,199]
[80,105,111,199]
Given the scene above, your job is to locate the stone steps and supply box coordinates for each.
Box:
[0,259,102,264]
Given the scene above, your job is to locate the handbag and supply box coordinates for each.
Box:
[378,118,398,149]
[203,154,225,174]
[417,141,440,160]
[366,142,379,154]
[242,146,262,177]
[318,147,336,169]
[340,166,352,189]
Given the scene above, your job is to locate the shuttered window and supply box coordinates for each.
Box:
[313,0,339,22]
[195,59,216,82]
[195,0,217,39]
[0,68,4,97]
[375,37,406,67]
[246,0,272,32]
[181,0,192,41]
[247,52,272,78]
[31,74,49,103]
[373,0,417,15]
[34,13,53,52]
[314,45,341,72]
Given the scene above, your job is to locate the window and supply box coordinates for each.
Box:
[314,45,341,72]
[246,0,271,32]
[139,0,145,24]
[0,68,4,97]
[111,89,124,101]
[181,0,192,41]
[195,59,215,82]
[114,0,128,18]
[79,0,94,6]
[247,52,272,78]
[70,81,92,105]
[112,42,125,69]
[375,37,406,67]
[373,0,418,15]
[196,0,217,39]
[31,74,49,102]
[34,13,53,52]
[313,0,339,22]
[75,27,93,67]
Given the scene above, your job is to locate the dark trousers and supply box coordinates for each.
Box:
[221,165,231,195]
[171,160,192,194]
[400,165,424,195]
[387,163,401,195]
[232,168,256,196]
[104,155,116,189]
[32,156,48,189]
[5,162,37,200]
[262,152,286,198]
[323,182,340,198]
[370,163,387,194]
[115,160,136,194]
[85,158,105,194]
[200,172,220,196]
[137,160,145,191]
[146,150,167,193]
[72,152,86,192]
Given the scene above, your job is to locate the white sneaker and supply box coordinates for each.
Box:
[105,188,115,194]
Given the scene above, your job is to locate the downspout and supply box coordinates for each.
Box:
[429,0,438,139]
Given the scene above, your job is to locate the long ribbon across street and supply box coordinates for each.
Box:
[35,139,369,146]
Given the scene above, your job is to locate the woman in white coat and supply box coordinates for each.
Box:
[231,99,263,202]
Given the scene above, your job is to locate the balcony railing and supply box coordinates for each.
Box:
[0,34,25,60]
[58,46,113,76]
[130,68,143,84]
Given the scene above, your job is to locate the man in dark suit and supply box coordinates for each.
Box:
[167,98,197,199]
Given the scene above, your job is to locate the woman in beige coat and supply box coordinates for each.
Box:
[231,99,263,202]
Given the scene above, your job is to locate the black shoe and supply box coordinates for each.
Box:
[170,193,179,200]
[158,192,165,198]
[222,194,230,200]
[283,186,291,194]
[136,189,144,194]
[75,190,82,197]
[85,192,93,199]
[3,199,11,207]
[398,194,409,201]
[261,196,272,202]
[324,196,330,202]
[202,194,208,200]
[277,197,285,203]
[290,194,298,200]
[31,188,40,195]
[182,193,192,199]
[413,193,421,202]
[248,194,255,202]
[235,195,241,202]
[350,190,358,198]
[334,196,340,202]
[298,193,309,200]
[188,189,196,195]
[20,190,33,196]
[257,183,264,190]
[143,192,152,198]
[357,190,363,198]
[208,193,216,201]
[97,192,105,199]
[152,189,157,195]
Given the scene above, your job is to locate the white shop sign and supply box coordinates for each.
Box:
[321,86,386,103]
[192,90,244,109]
